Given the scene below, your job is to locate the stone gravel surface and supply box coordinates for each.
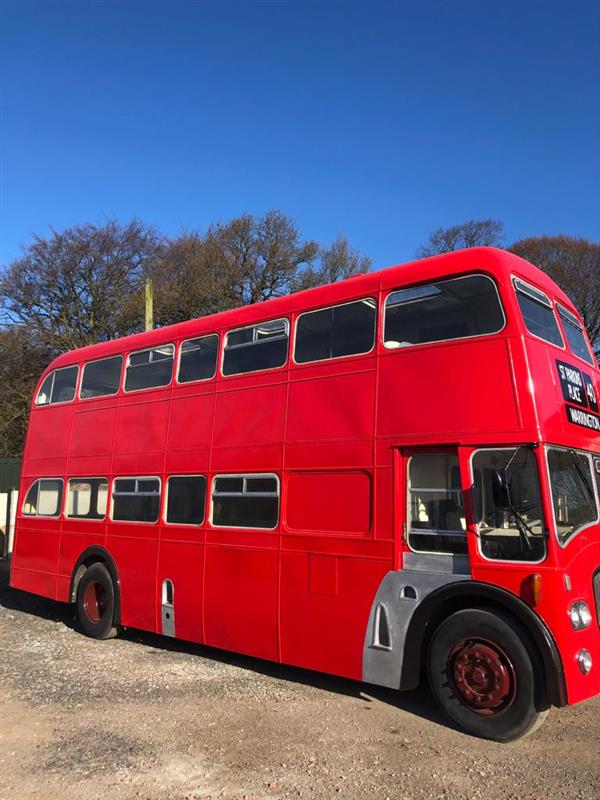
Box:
[1,561,598,800]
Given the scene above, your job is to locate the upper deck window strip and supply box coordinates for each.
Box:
[383,274,505,350]
[294,298,377,365]
[556,303,595,366]
[123,343,175,392]
[512,276,564,349]
[222,318,289,376]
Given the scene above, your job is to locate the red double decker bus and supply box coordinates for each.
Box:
[10,247,600,741]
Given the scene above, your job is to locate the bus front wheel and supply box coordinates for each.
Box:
[76,562,118,640]
[427,608,548,742]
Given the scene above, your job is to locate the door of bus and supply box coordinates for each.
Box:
[397,448,471,576]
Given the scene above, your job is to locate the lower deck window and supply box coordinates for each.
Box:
[407,454,467,555]
[166,475,206,525]
[67,478,108,519]
[112,477,160,522]
[22,478,63,517]
[211,474,279,529]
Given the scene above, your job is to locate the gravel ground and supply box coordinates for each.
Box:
[1,560,599,800]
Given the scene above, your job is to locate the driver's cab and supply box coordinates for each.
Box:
[400,446,551,578]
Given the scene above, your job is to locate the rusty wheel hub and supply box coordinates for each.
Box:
[450,639,516,714]
[83,581,107,623]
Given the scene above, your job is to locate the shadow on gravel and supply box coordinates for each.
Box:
[0,557,448,730]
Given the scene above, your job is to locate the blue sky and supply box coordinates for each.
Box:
[1,0,599,270]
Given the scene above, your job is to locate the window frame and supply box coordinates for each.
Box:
[176,333,220,385]
[545,445,600,549]
[209,472,280,530]
[65,476,109,521]
[123,343,175,394]
[21,478,64,518]
[382,273,506,351]
[512,276,565,350]
[109,475,162,524]
[293,297,378,366]
[35,365,80,407]
[556,303,595,366]
[163,474,207,527]
[221,318,290,378]
[79,355,124,401]
[469,447,548,566]
[405,453,467,557]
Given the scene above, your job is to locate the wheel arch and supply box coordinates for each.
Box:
[69,546,122,625]
[399,581,567,708]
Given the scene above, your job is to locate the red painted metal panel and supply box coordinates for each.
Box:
[279,552,389,678]
[286,471,371,535]
[203,545,278,660]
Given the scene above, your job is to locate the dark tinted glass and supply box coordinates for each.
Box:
[558,306,594,365]
[113,478,160,522]
[214,477,244,493]
[212,495,278,528]
[514,281,563,347]
[81,356,122,398]
[223,320,288,376]
[246,477,278,493]
[125,346,174,391]
[178,335,219,383]
[166,476,206,525]
[51,366,79,403]
[385,276,504,348]
[295,299,376,364]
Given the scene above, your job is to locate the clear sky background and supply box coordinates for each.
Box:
[1,0,599,270]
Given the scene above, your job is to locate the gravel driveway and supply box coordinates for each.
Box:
[1,560,598,800]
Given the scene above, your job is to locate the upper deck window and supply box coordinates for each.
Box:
[557,304,594,366]
[178,334,219,383]
[294,299,376,364]
[223,319,288,376]
[513,278,564,348]
[124,344,174,392]
[36,365,79,405]
[80,356,122,399]
[384,275,504,349]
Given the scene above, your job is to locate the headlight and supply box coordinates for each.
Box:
[569,601,593,630]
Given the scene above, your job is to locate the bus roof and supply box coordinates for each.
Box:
[47,247,579,371]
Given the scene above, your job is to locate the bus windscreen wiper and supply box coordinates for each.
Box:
[569,450,596,505]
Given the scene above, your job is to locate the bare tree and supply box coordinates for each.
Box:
[510,235,600,354]
[153,214,370,326]
[0,328,52,457]
[0,220,164,351]
[294,236,371,291]
[417,219,504,257]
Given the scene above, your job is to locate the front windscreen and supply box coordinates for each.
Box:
[558,305,594,365]
[513,278,563,347]
[472,448,546,562]
[548,448,598,546]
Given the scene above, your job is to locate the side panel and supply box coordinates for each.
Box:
[280,549,390,679]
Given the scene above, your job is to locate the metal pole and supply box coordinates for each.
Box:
[145,278,154,331]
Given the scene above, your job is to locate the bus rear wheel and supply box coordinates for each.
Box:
[76,563,118,640]
[427,608,548,742]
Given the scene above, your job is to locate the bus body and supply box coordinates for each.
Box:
[10,247,600,741]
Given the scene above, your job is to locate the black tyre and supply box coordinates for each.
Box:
[427,608,548,742]
[76,563,118,640]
